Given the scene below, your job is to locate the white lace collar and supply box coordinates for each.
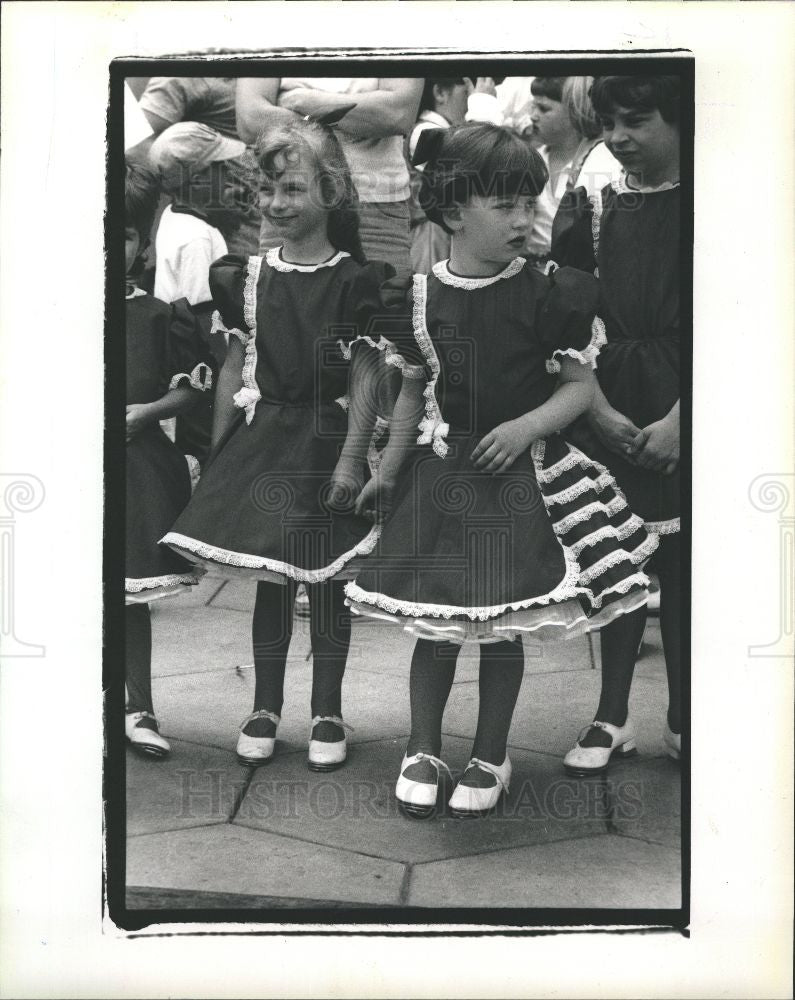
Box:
[432,256,526,290]
[265,246,350,273]
[613,171,680,195]
[125,286,147,300]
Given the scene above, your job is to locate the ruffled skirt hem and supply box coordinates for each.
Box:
[160,525,381,585]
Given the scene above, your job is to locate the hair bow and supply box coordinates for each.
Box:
[411,127,447,169]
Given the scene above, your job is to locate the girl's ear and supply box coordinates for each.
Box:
[441,206,464,232]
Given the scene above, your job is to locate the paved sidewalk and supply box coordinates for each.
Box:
[126,573,681,911]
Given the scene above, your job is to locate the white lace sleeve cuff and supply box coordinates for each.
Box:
[545,316,607,375]
[168,363,213,392]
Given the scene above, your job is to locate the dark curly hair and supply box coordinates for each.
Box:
[415,122,548,234]
[590,76,681,126]
[255,117,366,264]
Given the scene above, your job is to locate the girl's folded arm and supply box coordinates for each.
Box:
[126,385,202,440]
[472,359,595,472]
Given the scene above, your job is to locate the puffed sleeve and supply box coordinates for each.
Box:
[550,186,597,274]
[538,265,605,375]
[340,263,429,381]
[166,298,216,392]
[208,254,252,345]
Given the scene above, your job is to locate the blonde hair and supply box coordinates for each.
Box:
[563,77,602,141]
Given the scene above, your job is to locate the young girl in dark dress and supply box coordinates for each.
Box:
[124,162,214,757]
[551,76,683,771]
[343,123,658,817]
[161,111,395,771]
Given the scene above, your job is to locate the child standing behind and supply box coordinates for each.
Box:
[124,161,215,757]
[552,75,683,771]
[150,122,250,464]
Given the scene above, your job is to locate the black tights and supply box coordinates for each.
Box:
[126,603,153,714]
[251,579,352,719]
[595,533,682,733]
[406,638,525,765]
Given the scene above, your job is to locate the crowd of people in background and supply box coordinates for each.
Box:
[123,73,682,819]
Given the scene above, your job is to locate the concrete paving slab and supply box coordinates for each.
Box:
[161,573,226,609]
[234,736,609,864]
[607,756,682,849]
[127,824,406,906]
[408,832,681,908]
[126,740,248,836]
[155,653,410,754]
[344,627,592,683]
[150,606,257,677]
[443,669,670,761]
[207,578,257,612]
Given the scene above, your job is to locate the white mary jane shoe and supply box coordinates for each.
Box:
[308,715,353,772]
[663,722,681,761]
[125,711,171,758]
[563,719,638,776]
[396,752,453,819]
[448,756,511,818]
[236,709,280,767]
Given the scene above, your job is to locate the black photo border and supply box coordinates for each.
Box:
[105,51,693,935]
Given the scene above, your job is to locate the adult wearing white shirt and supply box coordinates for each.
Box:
[236,77,423,275]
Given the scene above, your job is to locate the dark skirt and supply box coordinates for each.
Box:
[345,432,658,644]
[126,427,201,603]
[161,400,381,583]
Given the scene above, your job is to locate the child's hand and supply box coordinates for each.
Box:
[630,415,680,474]
[327,460,367,513]
[354,474,396,523]
[471,418,535,473]
[126,403,154,442]
[589,406,647,461]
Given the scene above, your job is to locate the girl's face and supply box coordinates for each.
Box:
[259,148,328,243]
[530,96,572,148]
[451,193,536,267]
[600,104,680,184]
[125,225,142,275]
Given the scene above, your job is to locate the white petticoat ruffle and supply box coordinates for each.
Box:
[125,573,201,605]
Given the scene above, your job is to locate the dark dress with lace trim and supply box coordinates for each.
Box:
[345,257,659,644]
[162,249,398,583]
[126,291,213,603]
[552,178,681,534]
